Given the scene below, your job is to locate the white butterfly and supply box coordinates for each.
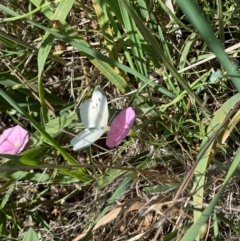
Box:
[71,86,108,151]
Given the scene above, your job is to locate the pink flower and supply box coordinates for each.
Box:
[0,125,29,154]
[106,107,135,148]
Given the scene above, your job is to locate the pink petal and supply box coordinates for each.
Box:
[124,107,136,126]
[0,141,18,154]
[0,125,29,154]
[106,107,135,148]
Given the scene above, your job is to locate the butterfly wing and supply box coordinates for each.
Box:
[71,128,105,151]
[92,86,108,127]
[79,101,93,127]
[80,86,108,128]
[72,87,108,151]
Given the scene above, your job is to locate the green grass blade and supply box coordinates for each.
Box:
[98,0,136,70]
[0,3,175,98]
[178,32,197,70]
[0,89,90,182]
[157,0,192,33]
[32,0,75,121]
[0,0,60,22]
[92,0,119,61]
[119,0,211,115]
[181,148,240,241]
[213,211,220,241]
[216,0,224,47]
[0,183,15,208]
[193,94,240,240]
[118,0,147,76]
[177,0,240,93]
[82,177,133,239]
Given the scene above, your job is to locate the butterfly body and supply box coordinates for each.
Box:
[71,86,108,151]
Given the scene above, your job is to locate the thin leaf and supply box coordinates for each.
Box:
[0,89,91,182]
[193,93,240,238]
[119,0,211,115]
[35,0,75,121]
[0,3,175,98]
[181,148,240,241]
[81,177,133,240]
[177,0,240,93]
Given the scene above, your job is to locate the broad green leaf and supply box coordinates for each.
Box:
[22,228,39,241]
